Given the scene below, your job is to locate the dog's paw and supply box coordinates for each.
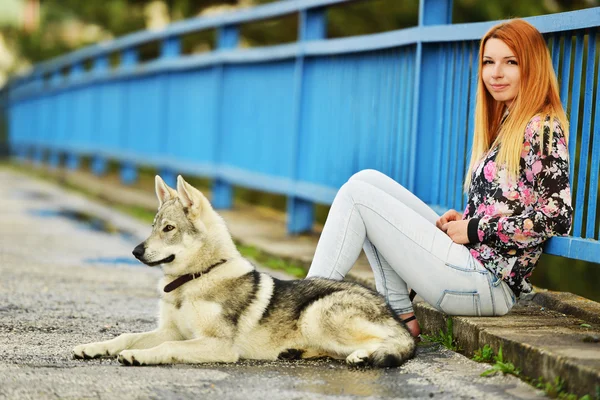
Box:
[278,348,305,360]
[346,349,371,367]
[118,350,143,366]
[73,343,113,360]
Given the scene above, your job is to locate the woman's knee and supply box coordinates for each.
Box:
[348,169,387,184]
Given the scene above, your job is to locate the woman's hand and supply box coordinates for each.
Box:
[436,209,463,230]
[441,220,470,244]
[437,209,470,244]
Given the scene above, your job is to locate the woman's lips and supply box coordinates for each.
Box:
[490,84,509,91]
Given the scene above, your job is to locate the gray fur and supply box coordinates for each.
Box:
[73,175,416,368]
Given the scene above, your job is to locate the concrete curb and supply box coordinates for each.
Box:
[7,162,600,398]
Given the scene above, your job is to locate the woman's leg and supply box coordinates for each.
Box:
[348,169,440,335]
[307,179,510,319]
[362,237,420,336]
[310,170,438,333]
[348,169,439,225]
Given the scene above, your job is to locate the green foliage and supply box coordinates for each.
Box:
[480,346,521,377]
[422,318,460,351]
[472,344,494,362]
[4,0,600,70]
[237,243,307,278]
[531,376,594,400]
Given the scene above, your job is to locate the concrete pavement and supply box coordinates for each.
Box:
[1,163,598,399]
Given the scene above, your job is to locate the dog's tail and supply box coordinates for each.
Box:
[369,330,416,368]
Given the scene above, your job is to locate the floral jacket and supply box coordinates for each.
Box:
[463,115,573,297]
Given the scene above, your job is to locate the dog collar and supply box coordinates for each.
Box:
[163,259,228,293]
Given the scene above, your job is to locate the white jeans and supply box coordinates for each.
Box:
[307,169,516,316]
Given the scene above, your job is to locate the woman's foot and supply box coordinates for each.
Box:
[400,312,421,340]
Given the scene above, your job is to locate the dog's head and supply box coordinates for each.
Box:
[132,175,233,275]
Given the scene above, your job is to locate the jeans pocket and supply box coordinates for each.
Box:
[437,290,481,316]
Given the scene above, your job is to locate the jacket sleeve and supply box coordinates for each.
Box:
[476,119,573,250]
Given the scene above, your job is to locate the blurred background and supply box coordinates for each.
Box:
[1,0,599,87]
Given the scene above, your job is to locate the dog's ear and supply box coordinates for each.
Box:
[176,175,212,216]
[155,175,177,209]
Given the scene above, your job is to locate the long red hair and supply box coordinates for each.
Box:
[464,19,568,192]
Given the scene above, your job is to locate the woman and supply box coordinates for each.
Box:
[306,19,573,339]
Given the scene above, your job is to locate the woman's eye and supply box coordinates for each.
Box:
[508,60,518,65]
[483,60,493,65]
[163,225,175,232]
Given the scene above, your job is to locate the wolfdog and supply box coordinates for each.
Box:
[73,176,416,367]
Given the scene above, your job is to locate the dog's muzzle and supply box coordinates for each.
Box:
[132,243,145,259]
[132,243,175,266]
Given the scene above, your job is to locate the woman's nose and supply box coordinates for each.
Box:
[492,64,503,78]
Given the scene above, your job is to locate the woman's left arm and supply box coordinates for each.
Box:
[473,120,573,250]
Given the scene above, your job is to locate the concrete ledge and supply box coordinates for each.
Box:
[412,300,600,397]
[532,290,600,325]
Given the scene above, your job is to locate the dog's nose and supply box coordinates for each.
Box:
[132,244,145,259]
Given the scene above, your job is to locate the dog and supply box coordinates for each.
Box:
[73,175,416,367]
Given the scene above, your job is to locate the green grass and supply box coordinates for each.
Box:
[236,243,307,278]
[531,376,597,400]
[472,344,494,363]
[479,346,520,377]
[472,344,597,400]
[421,317,460,351]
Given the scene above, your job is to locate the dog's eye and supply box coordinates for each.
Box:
[163,225,175,232]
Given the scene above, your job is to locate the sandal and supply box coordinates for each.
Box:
[402,289,421,342]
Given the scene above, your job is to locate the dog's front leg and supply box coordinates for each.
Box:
[73,329,180,359]
[118,337,239,366]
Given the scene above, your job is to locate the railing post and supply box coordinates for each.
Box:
[91,55,109,176]
[66,63,84,170]
[212,24,239,209]
[48,71,63,169]
[285,7,326,235]
[31,73,45,166]
[411,0,453,202]
[120,48,139,185]
[159,36,181,189]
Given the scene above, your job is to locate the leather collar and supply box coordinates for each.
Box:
[163,259,227,293]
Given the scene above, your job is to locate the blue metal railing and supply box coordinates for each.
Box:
[3,0,600,264]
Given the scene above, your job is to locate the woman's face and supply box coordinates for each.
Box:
[482,38,521,109]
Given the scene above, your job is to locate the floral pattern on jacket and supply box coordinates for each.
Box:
[463,115,573,297]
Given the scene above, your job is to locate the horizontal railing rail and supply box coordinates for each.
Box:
[3,0,600,265]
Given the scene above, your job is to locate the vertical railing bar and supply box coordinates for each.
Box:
[91,55,109,176]
[455,42,470,210]
[440,42,455,207]
[450,42,464,209]
[587,31,600,240]
[431,44,447,206]
[465,40,479,208]
[574,30,595,238]
[551,33,561,74]
[65,63,83,170]
[402,48,414,186]
[388,50,400,182]
[559,33,576,187]
[569,32,584,237]
[119,47,139,184]
[158,35,182,188]
[211,24,239,209]
[449,42,462,208]
[395,48,406,185]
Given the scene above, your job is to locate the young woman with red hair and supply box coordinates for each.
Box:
[306,19,573,340]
